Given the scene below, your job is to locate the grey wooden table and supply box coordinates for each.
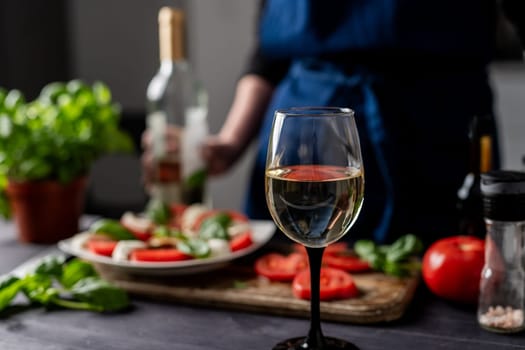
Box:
[1,218,524,350]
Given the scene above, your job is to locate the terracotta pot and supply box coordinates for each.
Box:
[6,176,87,244]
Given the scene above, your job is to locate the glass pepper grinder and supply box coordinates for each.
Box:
[478,170,525,333]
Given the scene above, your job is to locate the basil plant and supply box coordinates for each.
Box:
[0,80,134,218]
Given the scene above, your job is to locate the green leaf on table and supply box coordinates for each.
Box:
[33,255,66,278]
[21,274,54,304]
[70,277,130,312]
[0,276,23,312]
[233,280,248,289]
[61,259,98,289]
[1,254,130,316]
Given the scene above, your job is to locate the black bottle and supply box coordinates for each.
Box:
[456,115,495,237]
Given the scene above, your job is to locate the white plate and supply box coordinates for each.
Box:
[58,220,275,276]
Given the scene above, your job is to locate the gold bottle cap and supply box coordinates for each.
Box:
[158,7,185,61]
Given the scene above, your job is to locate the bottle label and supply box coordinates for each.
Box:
[147,111,168,159]
[181,106,208,178]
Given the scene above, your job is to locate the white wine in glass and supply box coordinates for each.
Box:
[265,107,364,350]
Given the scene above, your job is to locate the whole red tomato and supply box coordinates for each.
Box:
[422,236,485,304]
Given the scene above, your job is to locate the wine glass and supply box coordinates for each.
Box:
[265,107,364,350]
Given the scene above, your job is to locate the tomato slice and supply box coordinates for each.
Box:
[87,238,118,257]
[323,253,371,273]
[169,204,188,229]
[292,267,359,301]
[254,253,308,282]
[120,213,153,241]
[230,232,253,252]
[131,231,152,241]
[293,242,349,256]
[130,248,193,262]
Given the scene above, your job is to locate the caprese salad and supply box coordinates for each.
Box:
[71,201,254,263]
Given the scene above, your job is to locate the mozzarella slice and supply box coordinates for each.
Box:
[121,211,153,232]
[180,204,209,234]
[112,240,147,262]
[227,223,251,238]
[208,239,231,258]
[71,232,93,251]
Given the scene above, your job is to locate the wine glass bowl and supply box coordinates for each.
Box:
[265,107,364,350]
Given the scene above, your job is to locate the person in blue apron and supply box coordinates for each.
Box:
[201,1,523,244]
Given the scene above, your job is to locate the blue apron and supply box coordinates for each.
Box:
[243,0,497,243]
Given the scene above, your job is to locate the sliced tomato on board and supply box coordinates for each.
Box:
[129,248,193,262]
[292,267,359,301]
[292,243,369,272]
[230,232,253,252]
[323,253,371,273]
[293,242,349,257]
[87,238,118,257]
[254,253,308,282]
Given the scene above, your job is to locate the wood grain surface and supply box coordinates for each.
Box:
[97,262,419,324]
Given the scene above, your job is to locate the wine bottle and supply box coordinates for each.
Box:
[456,115,494,237]
[146,7,208,205]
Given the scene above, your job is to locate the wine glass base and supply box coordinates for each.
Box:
[273,336,359,350]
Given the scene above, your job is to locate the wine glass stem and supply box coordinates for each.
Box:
[306,246,325,347]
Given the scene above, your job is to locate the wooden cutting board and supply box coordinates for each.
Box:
[97,252,419,324]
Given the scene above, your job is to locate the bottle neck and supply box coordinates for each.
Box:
[158,7,185,62]
[468,115,494,175]
[159,60,188,74]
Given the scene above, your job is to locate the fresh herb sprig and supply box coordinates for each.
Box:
[0,255,130,316]
[354,234,423,277]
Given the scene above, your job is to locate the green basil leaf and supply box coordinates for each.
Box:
[177,238,210,259]
[353,240,377,260]
[199,221,228,240]
[145,198,171,225]
[198,213,231,240]
[92,81,112,105]
[40,82,66,104]
[4,90,25,112]
[185,169,207,189]
[21,274,54,304]
[385,234,423,262]
[152,225,171,237]
[70,277,130,312]
[34,255,66,278]
[0,276,22,312]
[61,259,98,289]
[89,219,135,240]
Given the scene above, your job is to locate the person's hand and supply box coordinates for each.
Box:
[201,135,241,176]
[142,127,241,185]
